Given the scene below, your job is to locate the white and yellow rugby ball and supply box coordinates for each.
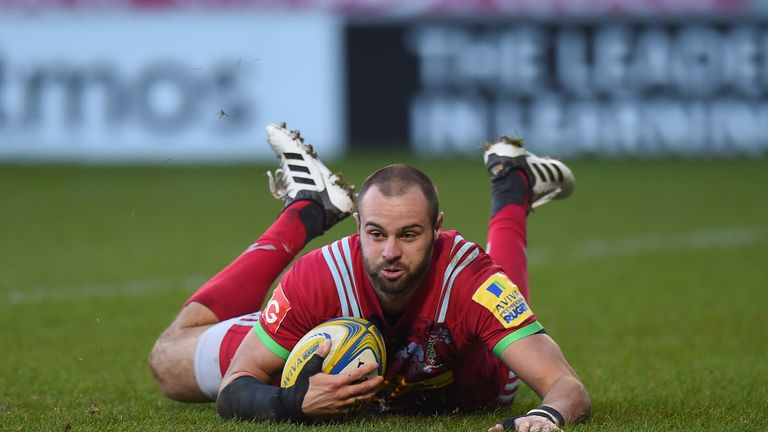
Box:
[281,317,386,388]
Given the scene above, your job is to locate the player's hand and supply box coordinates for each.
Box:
[488,416,562,432]
[300,340,384,417]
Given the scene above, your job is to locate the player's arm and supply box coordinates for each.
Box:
[490,334,591,432]
[217,327,382,421]
[216,329,300,421]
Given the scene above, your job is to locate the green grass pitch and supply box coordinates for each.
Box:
[1,157,767,431]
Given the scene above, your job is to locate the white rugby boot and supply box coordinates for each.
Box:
[266,122,355,229]
[484,135,574,209]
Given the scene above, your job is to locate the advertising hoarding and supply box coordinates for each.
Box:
[0,0,749,16]
[0,12,343,162]
[1,0,766,161]
[346,20,768,156]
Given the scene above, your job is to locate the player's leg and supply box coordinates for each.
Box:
[148,199,323,402]
[482,136,575,406]
[149,123,355,402]
[484,135,574,302]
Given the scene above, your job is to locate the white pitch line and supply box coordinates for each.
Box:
[529,225,767,266]
[2,227,765,304]
[1,275,205,305]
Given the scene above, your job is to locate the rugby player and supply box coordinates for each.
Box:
[149,123,591,432]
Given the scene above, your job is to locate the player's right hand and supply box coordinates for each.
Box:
[488,416,562,432]
[300,340,384,417]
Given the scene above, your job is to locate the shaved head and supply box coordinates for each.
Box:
[356,164,440,227]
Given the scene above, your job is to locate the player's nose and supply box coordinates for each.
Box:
[381,237,402,261]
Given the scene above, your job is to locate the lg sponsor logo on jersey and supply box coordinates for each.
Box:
[264,285,292,332]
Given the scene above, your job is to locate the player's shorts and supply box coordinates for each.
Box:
[193,311,261,400]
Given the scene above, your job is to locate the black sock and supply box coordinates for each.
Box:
[490,170,530,218]
[298,200,326,240]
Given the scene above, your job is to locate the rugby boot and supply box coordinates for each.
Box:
[484,135,574,209]
[266,122,355,230]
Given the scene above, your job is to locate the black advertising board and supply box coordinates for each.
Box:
[346,24,418,151]
[346,18,768,157]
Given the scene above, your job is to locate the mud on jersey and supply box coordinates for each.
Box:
[254,230,543,413]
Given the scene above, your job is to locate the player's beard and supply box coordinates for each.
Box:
[363,240,434,296]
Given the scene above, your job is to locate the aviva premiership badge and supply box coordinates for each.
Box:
[472,273,532,328]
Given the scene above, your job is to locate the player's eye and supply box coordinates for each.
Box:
[401,232,417,240]
[368,230,384,239]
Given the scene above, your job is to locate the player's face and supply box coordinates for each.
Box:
[356,186,442,298]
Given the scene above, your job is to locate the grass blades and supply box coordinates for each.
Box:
[1,158,766,431]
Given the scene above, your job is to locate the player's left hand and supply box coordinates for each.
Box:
[299,340,383,417]
[488,416,562,432]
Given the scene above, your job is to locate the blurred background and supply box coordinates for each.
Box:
[1,1,767,431]
[2,0,768,161]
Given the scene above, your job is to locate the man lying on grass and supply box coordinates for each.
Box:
[149,123,591,432]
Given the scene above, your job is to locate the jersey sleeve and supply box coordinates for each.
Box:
[253,251,329,360]
[457,254,543,357]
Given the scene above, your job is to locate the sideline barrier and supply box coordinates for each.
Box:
[1,0,766,160]
[0,12,343,162]
[346,19,768,157]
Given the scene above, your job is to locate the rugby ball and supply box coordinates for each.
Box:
[281,317,386,388]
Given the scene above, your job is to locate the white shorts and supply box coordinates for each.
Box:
[193,311,261,400]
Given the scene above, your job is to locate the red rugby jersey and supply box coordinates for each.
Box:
[255,230,543,412]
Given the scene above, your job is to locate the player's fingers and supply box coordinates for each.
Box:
[487,424,504,432]
[339,393,374,408]
[336,381,382,403]
[532,419,561,432]
[316,339,332,358]
[515,419,532,432]
[338,361,378,385]
[518,419,559,432]
[298,340,333,381]
[338,374,383,399]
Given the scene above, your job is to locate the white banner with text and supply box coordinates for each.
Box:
[0,12,343,162]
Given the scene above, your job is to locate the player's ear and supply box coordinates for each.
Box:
[353,211,361,230]
[434,212,444,236]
